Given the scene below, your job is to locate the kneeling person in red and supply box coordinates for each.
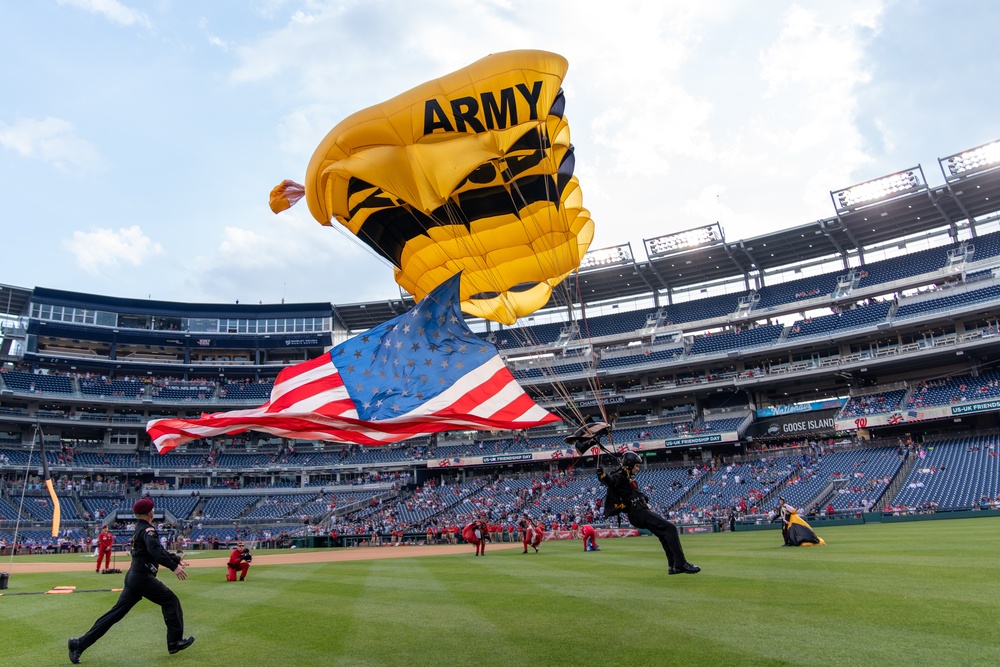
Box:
[226,542,252,581]
[581,524,599,551]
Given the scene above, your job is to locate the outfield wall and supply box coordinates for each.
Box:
[733,508,1000,532]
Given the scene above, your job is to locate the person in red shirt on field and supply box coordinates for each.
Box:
[462,518,488,556]
[581,524,600,552]
[226,542,252,581]
[96,525,115,573]
[489,521,502,544]
[520,515,544,553]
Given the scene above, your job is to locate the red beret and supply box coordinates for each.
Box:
[132,498,155,515]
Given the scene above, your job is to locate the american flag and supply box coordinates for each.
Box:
[147,275,559,453]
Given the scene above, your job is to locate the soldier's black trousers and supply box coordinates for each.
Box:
[628,508,687,567]
[78,566,184,650]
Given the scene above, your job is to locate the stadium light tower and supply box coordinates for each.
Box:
[831,168,925,213]
[579,243,634,271]
[939,139,1000,182]
[644,223,724,258]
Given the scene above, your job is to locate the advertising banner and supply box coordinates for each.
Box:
[756,398,846,418]
[748,409,840,438]
[425,432,739,468]
[540,528,640,541]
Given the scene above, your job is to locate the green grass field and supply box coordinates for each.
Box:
[2,518,998,666]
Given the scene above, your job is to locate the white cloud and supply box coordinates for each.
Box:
[198,17,230,51]
[0,117,106,172]
[586,2,886,246]
[184,211,400,305]
[57,0,151,29]
[63,226,163,274]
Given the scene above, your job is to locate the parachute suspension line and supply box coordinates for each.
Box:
[388,183,596,444]
[496,124,601,429]
[328,215,400,272]
[502,124,574,288]
[403,187,589,447]
[7,425,40,572]
[331,158,587,432]
[514,130,604,426]
[572,271,608,423]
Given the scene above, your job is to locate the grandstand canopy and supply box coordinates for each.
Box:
[30,287,332,320]
[332,298,416,332]
[0,283,32,318]
[7,143,1000,333]
[536,162,1000,311]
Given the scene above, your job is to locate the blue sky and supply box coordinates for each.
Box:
[2,0,999,308]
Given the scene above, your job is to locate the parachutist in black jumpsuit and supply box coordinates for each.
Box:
[69,514,194,663]
[598,451,700,575]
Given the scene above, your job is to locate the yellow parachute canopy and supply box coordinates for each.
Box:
[270,50,594,324]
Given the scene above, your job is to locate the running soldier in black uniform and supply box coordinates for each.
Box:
[597,451,700,575]
[68,498,195,663]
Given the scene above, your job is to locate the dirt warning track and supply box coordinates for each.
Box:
[3,542,525,574]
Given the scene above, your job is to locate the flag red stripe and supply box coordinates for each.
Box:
[265,368,346,413]
[439,367,517,416]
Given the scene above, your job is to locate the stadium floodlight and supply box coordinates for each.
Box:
[579,243,633,271]
[831,169,923,211]
[941,139,1000,179]
[644,223,724,258]
[833,171,921,210]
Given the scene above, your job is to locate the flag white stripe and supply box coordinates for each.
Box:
[267,361,340,403]
[283,384,355,416]
[466,378,528,419]
[405,357,507,416]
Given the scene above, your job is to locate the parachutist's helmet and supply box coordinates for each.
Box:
[621,451,642,468]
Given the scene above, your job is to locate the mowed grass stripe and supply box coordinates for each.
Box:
[1,518,998,666]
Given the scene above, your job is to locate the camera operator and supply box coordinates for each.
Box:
[597,451,700,575]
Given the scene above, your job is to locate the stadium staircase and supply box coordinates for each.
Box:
[328,488,399,522]
[670,469,710,511]
[811,480,852,513]
[898,385,917,411]
[424,479,491,523]
[69,493,87,522]
[873,452,919,512]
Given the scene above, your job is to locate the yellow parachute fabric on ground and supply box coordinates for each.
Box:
[788,512,826,546]
[272,50,593,324]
